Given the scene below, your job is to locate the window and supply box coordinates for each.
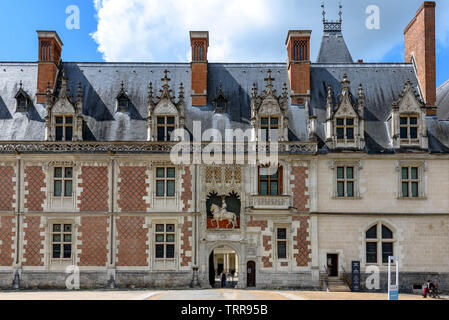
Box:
[156,167,176,197]
[258,166,283,196]
[53,167,73,197]
[117,97,129,112]
[157,116,175,142]
[52,224,72,259]
[260,117,279,142]
[277,228,287,259]
[336,117,355,141]
[365,223,395,264]
[401,167,419,198]
[337,166,355,197]
[400,116,419,144]
[55,116,73,141]
[292,40,308,61]
[155,224,175,259]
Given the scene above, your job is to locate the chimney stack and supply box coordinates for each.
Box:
[286,30,312,105]
[190,31,209,106]
[36,31,63,104]
[404,1,436,114]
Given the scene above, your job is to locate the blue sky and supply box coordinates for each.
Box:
[0,0,448,86]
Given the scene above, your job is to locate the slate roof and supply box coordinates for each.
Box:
[316,30,353,63]
[437,79,449,120]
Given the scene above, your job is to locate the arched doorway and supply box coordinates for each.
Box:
[247,261,256,287]
[209,245,239,288]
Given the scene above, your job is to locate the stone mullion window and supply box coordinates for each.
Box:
[331,161,362,199]
[276,228,287,260]
[260,116,279,142]
[51,223,72,260]
[365,223,395,265]
[400,115,419,145]
[55,115,73,141]
[53,167,73,198]
[401,167,420,198]
[336,166,355,198]
[258,166,283,196]
[155,224,175,259]
[335,117,355,142]
[156,116,176,142]
[397,161,426,199]
[156,167,176,198]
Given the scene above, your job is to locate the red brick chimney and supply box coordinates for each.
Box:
[190,31,209,106]
[286,30,312,105]
[404,1,436,115]
[36,31,63,103]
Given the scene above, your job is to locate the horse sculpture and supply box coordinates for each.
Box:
[210,200,238,229]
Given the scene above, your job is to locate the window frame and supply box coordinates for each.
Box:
[155,223,176,260]
[335,117,355,143]
[54,115,74,142]
[336,166,355,198]
[51,223,73,261]
[399,114,419,145]
[331,160,362,199]
[260,116,279,142]
[155,167,176,198]
[258,165,283,196]
[397,161,426,199]
[276,227,288,260]
[364,222,396,266]
[156,115,176,142]
[53,166,74,198]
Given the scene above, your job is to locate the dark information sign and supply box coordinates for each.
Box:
[352,261,361,292]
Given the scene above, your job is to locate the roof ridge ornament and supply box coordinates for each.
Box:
[321,1,342,32]
[159,69,174,100]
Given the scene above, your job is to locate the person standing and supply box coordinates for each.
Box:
[221,270,227,288]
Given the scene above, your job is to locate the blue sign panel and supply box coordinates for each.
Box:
[351,261,361,292]
[389,285,399,300]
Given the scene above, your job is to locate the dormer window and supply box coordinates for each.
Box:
[55,116,73,141]
[336,117,355,141]
[400,115,419,144]
[261,116,279,142]
[116,82,130,112]
[391,80,427,150]
[212,84,228,113]
[15,81,30,112]
[157,116,175,142]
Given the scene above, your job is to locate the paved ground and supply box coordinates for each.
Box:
[0,289,444,300]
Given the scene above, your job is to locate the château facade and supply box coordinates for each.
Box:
[0,1,448,292]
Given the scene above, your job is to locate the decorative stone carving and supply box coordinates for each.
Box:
[147,70,185,141]
[250,69,289,142]
[44,69,83,142]
[325,74,365,150]
[391,80,428,150]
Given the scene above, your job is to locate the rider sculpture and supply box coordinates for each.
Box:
[210,197,238,229]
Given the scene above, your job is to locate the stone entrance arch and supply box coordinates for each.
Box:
[207,242,245,289]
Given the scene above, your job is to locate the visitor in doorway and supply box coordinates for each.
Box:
[221,270,227,288]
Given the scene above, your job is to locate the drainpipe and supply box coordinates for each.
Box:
[12,155,22,289]
[108,153,116,289]
[192,163,200,288]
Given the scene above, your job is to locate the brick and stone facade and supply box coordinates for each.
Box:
[0,1,447,292]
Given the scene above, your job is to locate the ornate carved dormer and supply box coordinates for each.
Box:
[147,70,185,142]
[250,69,289,142]
[44,69,83,141]
[391,80,428,150]
[15,81,31,112]
[116,82,131,112]
[212,83,228,113]
[325,74,365,150]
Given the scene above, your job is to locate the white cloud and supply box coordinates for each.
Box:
[91,0,449,63]
[91,0,273,62]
